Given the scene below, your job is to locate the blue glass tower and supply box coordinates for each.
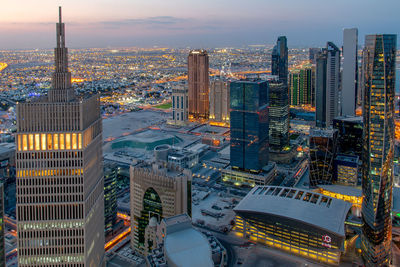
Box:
[230,80,269,172]
[361,34,397,267]
[271,36,288,85]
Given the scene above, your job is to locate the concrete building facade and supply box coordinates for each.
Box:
[171,83,188,126]
[209,79,230,126]
[188,50,209,120]
[342,28,358,116]
[130,161,191,255]
[15,8,104,266]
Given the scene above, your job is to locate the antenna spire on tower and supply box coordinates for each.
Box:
[59,6,62,24]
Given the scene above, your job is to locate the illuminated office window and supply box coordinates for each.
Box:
[60,134,65,150]
[54,134,59,150]
[47,134,52,150]
[18,135,21,151]
[35,134,40,151]
[78,133,82,149]
[41,134,46,150]
[29,134,34,151]
[72,133,77,149]
[66,133,71,149]
[22,134,28,151]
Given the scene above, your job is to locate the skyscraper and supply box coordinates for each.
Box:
[268,81,289,151]
[309,128,338,187]
[361,34,397,267]
[289,65,315,106]
[104,164,117,235]
[130,161,192,255]
[271,36,288,85]
[309,48,321,64]
[230,80,269,171]
[171,83,188,126]
[188,50,209,120]
[333,116,363,158]
[0,182,4,267]
[16,8,104,266]
[342,28,358,116]
[315,42,340,128]
[209,79,230,126]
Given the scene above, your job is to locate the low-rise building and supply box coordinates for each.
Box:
[234,186,352,266]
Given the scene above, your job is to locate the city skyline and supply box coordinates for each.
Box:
[0,0,399,49]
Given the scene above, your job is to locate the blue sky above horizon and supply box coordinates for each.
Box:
[0,0,399,49]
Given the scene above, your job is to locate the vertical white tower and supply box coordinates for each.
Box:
[16,7,105,266]
[342,28,358,116]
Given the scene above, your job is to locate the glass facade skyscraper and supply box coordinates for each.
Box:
[104,164,117,235]
[269,81,289,151]
[333,116,363,158]
[271,36,288,85]
[230,80,269,172]
[309,128,338,187]
[361,34,397,267]
[289,65,315,106]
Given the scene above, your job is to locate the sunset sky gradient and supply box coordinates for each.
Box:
[0,0,399,49]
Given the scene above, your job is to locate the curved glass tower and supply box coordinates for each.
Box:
[361,34,397,267]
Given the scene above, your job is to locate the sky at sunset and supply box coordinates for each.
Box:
[0,0,399,49]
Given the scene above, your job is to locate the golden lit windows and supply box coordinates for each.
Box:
[41,134,46,150]
[47,134,52,150]
[29,134,34,150]
[22,134,27,151]
[54,134,59,150]
[66,133,71,149]
[72,133,77,149]
[35,134,40,150]
[60,134,65,150]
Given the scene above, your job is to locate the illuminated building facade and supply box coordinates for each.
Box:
[209,79,230,126]
[333,155,359,186]
[361,34,397,267]
[221,162,276,187]
[289,66,315,107]
[171,83,188,126]
[268,81,289,151]
[333,116,363,158]
[309,128,338,187]
[342,28,358,116]
[130,162,191,255]
[104,164,117,235]
[188,50,209,120]
[230,80,269,172]
[315,42,340,128]
[15,8,105,266]
[271,36,288,85]
[234,186,351,266]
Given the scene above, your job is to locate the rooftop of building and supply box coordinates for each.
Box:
[309,127,338,137]
[335,154,359,163]
[0,142,15,154]
[134,161,190,178]
[234,186,352,236]
[164,227,213,267]
[318,184,362,198]
[334,115,363,123]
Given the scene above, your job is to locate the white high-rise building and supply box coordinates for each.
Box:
[16,7,105,266]
[342,28,358,116]
[315,42,341,128]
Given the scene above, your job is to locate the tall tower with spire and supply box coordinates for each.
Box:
[15,7,105,266]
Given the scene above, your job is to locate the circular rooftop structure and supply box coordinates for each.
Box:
[111,130,181,151]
